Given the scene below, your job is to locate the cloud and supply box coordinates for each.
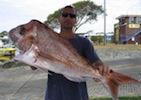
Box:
[0,0,78,32]
[0,0,141,33]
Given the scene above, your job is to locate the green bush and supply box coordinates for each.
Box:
[91,36,104,44]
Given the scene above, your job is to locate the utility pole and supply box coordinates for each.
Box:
[104,0,106,45]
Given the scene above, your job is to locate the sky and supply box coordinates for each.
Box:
[0,0,141,33]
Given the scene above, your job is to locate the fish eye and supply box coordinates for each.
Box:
[20,26,25,35]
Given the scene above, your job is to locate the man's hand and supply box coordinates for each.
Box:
[92,60,110,76]
[92,60,110,82]
[98,65,110,76]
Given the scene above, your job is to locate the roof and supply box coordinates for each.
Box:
[116,15,141,19]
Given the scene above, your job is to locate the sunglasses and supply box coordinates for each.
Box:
[61,12,76,18]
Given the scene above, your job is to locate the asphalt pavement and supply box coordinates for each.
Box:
[0,57,141,100]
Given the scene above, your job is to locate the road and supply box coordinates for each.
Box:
[88,56,141,98]
[0,57,141,100]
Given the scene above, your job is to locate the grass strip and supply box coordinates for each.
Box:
[89,96,141,100]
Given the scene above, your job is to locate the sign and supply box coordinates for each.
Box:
[128,24,140,28]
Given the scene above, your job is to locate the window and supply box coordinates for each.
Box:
[129,17,134,23]
[136,17,141,24]
[119,18,126,25]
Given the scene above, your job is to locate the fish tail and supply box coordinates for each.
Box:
[101,70,140,100]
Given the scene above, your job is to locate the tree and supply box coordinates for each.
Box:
[0,31,8,37]
[44,0,104,32]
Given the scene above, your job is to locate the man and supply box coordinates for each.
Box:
[44,5,110,100]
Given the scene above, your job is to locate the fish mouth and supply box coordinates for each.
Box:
[14,44,36,60]
[14,50,26,61]
[14,45,30,61]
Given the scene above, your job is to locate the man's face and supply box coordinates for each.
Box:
[59,7,77,30]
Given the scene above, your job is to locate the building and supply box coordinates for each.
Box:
[0,36,9,47]
[114,15,141,44]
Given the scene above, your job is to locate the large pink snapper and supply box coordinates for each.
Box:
[8,20,140,100]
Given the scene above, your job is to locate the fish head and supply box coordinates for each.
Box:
[8,20,38,51]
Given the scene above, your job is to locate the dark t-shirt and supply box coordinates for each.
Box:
[45,35,100,100]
